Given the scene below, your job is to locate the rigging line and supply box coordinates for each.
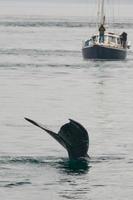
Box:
[97,0,100,27]
[88,0,93,36]
[95,0,98,33]
[95,0,99,31]
[105,0,108,28]
[112,0,115,31]
[107,0,112,30]
[105,0,109,28]
[110,0,115,31]
[89,0,98,35]
[86,0,91,34]
[107,0,115,32]
[116,0,120,25]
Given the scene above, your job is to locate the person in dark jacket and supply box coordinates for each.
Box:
[99,24,106,43]
[120,32,127,48]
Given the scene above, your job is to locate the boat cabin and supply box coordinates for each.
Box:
[84,32,125,49]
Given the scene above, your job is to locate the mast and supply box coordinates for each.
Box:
[97,0,105,27]
[100,0,105,25]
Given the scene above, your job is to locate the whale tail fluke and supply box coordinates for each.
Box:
[25,117,89,159]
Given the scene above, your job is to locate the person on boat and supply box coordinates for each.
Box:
[99,24,106,43]
[120,32,127,48]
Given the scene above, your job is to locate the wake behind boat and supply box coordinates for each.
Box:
[82,0,130,60]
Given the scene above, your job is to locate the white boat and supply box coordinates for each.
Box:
[82,0,130,60]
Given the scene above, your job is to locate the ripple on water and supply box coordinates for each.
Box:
[0,155,91,175]
[4,181,31,188]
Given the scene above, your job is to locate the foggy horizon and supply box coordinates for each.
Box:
[0,0,133,3]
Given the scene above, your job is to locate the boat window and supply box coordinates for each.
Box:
[104,35,108,42]
[108,36,116,43]
[85,40,90,46]
[117,38,121,44]
[89,39,93,45]
[92,36,97,42]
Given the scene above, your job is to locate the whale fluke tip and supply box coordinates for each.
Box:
[25,117,38,126]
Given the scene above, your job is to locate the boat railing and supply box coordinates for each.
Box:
[127,41,131,49]
[83,33,130,49]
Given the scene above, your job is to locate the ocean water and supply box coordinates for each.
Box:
[0,1,133,200]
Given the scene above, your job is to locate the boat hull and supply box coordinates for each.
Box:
[82,45,127,60]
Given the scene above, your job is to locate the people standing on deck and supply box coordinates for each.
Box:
[99,24,106,43]
[120,32,127,48]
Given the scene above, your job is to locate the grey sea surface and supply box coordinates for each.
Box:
[0,1,133,200]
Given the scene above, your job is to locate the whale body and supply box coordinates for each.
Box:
[25,118,89,160]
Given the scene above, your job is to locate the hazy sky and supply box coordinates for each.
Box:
[0,0,132,17]
[0,0,132,6]
[0,0,133,3]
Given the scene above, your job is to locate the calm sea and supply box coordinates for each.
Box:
[0,1,133,200]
